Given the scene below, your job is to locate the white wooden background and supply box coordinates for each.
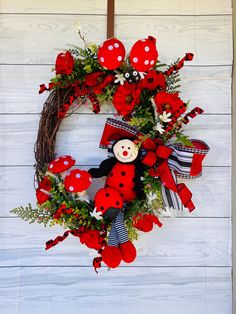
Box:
[0,1,232,313]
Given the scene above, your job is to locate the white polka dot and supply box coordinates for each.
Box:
[133,57,138,63]
[89,177,92,182]
[100,57,104,62]
[76,173,81,178]
[108,45,113,50]
[49,164,53,169]
[117,56,122,61]
[114,43,119,48]
[150,60,155,65]
[64,161,69,165]
[144,60,149,65]
[144,46,150,52]
[55,158,59,162]
[69,186,74,191]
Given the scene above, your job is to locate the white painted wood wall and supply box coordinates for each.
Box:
[0,1,232,313]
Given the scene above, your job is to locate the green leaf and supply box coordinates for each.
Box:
[175,132,194,147]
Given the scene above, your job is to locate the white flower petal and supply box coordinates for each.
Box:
[90,208,103,220]
[154,123,165,134]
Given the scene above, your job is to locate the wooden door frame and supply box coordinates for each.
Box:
[233,0,235,312]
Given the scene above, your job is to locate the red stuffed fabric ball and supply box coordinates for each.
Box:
[94,187,123,215]
[98,38,126,70]
[133,213,162,232]
[130,36,158,72]
[133,213,153,232]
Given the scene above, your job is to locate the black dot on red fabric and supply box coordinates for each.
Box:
[119,183,124,188]
[120,193,123,197]
[105,184,109,187]
[116,201,120,205]
[105,193,110,197]
[121,171,126,176]
[109,172,113,177]
[100,206,104,210]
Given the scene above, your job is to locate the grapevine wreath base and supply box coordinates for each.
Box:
[12,35,209,272]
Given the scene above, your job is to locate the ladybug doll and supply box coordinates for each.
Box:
[89,118,146,268]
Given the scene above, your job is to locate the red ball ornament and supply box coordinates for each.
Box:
[94,187,123,215]
[130,36,158,72]
[97,38,126,70]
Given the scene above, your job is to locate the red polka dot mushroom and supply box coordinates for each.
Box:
[129,36,158,72]
[64,169,92,198]
[97,38,126,70]
[48,155,75,177]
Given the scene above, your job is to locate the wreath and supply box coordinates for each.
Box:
[11,34,209,272]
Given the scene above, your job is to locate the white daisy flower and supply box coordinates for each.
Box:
[90,208,103,220]
[159,111,172,123]
[154,122,165,134]
[114,73,126,85]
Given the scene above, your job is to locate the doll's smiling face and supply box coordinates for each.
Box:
[113,139,139,163]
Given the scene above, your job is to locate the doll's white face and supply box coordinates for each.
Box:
[113,139,139,163]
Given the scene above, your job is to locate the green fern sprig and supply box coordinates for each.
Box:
[10,204,52,227]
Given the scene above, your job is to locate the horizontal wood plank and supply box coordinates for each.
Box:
[0,65,231,114]
[0,0,232,15]
[0,217,231,267]
[0,114,231,166]
[1,166,230,218]
[0,266,231,314]
[0,15,232,65]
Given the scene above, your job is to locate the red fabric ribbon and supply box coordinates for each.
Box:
[45,227,107,272]
[141,138,195,211]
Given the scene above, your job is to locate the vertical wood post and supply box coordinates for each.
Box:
[232,1,236,313]
[107,0,115,39]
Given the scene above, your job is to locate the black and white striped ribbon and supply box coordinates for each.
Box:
[107,211,129,246]
[162,142,205,211]
[161,170,183,211]
[161,144,194,211]
[168,144,194,178]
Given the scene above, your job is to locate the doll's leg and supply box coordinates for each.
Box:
[114,211,136,263]
[101,221,122,268]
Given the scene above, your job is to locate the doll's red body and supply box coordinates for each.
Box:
[105,162,136,202]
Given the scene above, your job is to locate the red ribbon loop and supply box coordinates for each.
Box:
[142,138,195,211]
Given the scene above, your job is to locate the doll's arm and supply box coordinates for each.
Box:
[88,157,116,178]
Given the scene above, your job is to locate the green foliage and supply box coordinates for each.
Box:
[175,132,194,147]
[165,72,181,93]
[97,84,117,103]
[143,171,164,210]
[10,204,52,226]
